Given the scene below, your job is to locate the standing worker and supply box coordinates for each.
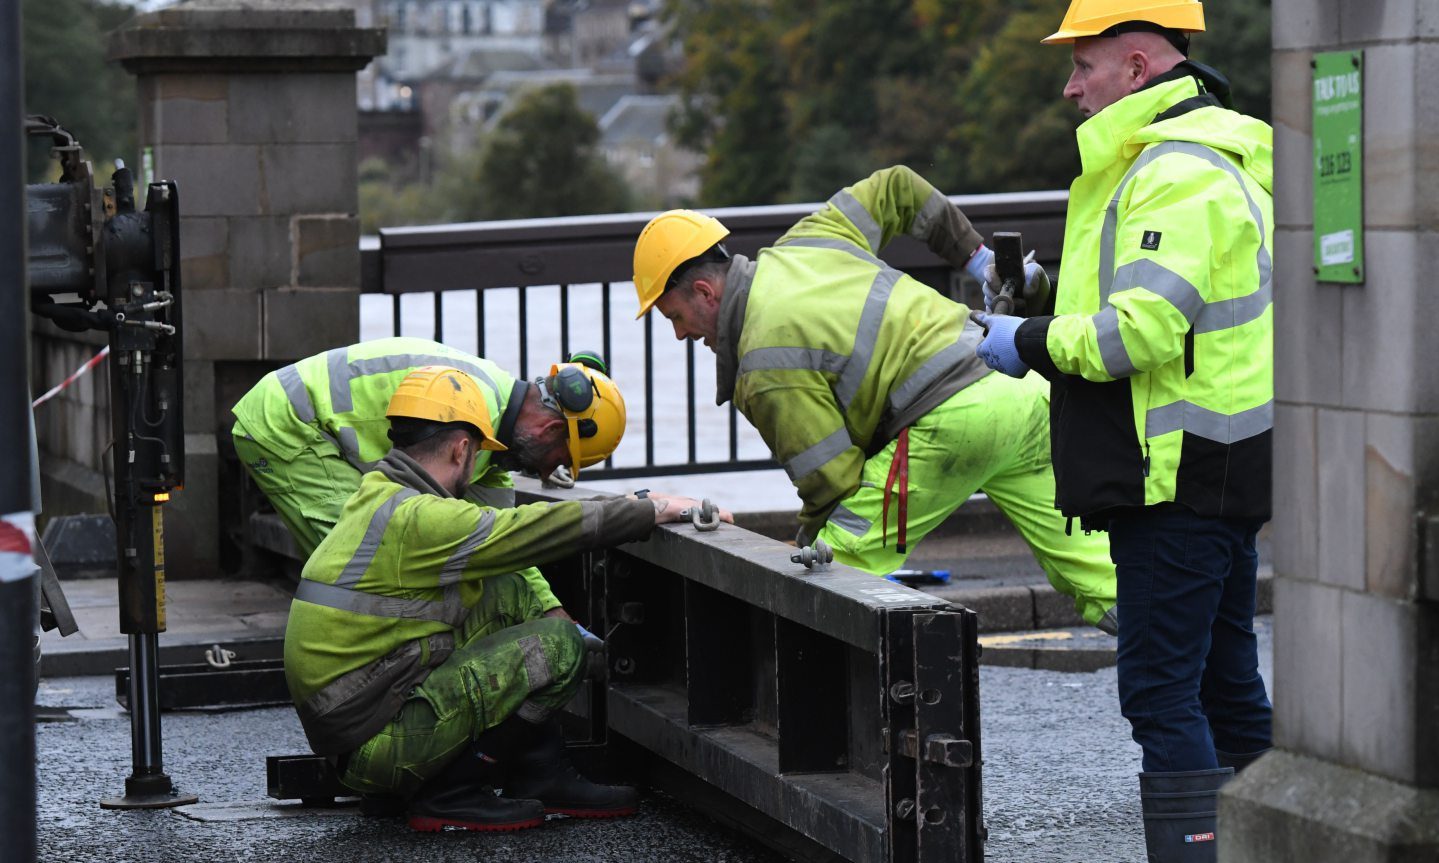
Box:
[630,166,1117,632]
[974,1,1273,858]
[232,336,622,617]
[286,365,730,831]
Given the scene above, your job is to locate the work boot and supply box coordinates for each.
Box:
[359,793,406,818]
[1215,747,1269,775]
[1138,768,1233,862]
[406,749,544,833]
[484,716,639,818]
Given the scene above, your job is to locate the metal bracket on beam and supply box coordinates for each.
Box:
[897,731,974,769]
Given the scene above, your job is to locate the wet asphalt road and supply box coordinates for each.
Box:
[35,618,1272,863]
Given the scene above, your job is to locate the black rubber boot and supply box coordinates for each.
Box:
[406,750,544,833]
[359,793,406,818]
[1215,747,1269,775]
[1138,768,1234,862]
[492,716,639,818]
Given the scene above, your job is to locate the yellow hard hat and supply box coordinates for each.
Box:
[1042,0,1204,44]
[386,365,507,451]
[535,363,627,475]
[632,209,730,319]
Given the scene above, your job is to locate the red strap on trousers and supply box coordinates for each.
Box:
[881,427,910,554]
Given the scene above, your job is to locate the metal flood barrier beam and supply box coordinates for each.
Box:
[518,481,984,863]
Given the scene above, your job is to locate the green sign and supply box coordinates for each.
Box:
[1313,50,1364,283]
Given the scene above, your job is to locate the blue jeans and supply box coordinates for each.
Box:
[1108,505,1272,773]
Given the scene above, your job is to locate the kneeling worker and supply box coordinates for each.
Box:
[632,166,1116,631]
[286,365,730,831]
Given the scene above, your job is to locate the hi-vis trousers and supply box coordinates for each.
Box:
[818,371,1117,626]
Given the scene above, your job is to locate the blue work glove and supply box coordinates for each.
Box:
[576,622,604,653]
[974,312,1030,378]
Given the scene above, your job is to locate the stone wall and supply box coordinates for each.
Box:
[29,1,384,579]
[1222,2,1439,858]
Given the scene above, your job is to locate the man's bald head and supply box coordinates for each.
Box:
[1062,31,1186,117]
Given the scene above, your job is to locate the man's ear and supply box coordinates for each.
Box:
[451,432,472,466]
[692,278,722,307]
[534,411,566,438]
[1127,50,1150,90]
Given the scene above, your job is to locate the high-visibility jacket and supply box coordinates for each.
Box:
[1015,71,1274,522]
[231,337,567,608]
[231,337,521,503]
[284,450,654,754]
[714,165,991,540]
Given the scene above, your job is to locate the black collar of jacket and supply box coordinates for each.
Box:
[495,379,528,449]
[714,253,756,406]
[1142,60,1234,119]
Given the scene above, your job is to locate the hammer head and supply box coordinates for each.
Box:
[991,232,1025,316]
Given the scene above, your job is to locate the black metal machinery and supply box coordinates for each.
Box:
[24,117,191,809]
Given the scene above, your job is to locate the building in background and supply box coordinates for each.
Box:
[352,0,696,203]
[598,94,699,208]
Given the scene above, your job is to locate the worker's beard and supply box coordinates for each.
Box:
[493,428,551,477]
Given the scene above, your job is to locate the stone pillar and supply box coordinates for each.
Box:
[1221,4,1439,859]
[104,1,384,578]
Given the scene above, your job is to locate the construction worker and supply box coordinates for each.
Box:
[631,166,1118,632]
[974,1,1273,857]
[231,336,620,616]
[286,365,731,831]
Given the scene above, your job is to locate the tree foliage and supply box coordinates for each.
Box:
[23,0,137,181]
[664,0,1272,206]
[455,83,631,220]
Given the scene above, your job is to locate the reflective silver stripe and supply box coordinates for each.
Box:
[1194,280,1272,334]
[276,363,316,423]
[466,485,516,508]
[1099,159,1148,306]
[1101,140,1271,317]
[579,500,601,542]
[834,267,900,410]
[519,634,553,689]
[784,427,852,482]
[829,504,871,537]
[738,346,848,376]
[294,578,466,625]
[909,189,949,242]
[336,488,420,588]
[1094,307,1137,378]
[335,426,367,469]
[1145,399,1273,444]
[888,325,985,415]
[829,189,882,252]
[1110,257,1206,322]
[437,510,496,587]
[327,347,351,414]
[516,699,549,721]
[776,236,887,269]
[348,354,499,395]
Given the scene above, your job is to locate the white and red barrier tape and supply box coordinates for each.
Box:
[0,512,35,583]
[31,345,110,409]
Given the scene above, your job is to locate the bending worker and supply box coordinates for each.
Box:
[286,365,730,831]
[975,1,1273,857]
[231,336,619,616]
[632,165,1117,632]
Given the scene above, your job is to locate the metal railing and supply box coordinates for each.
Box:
[517,478,984,863]
[360,191,1067,481]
